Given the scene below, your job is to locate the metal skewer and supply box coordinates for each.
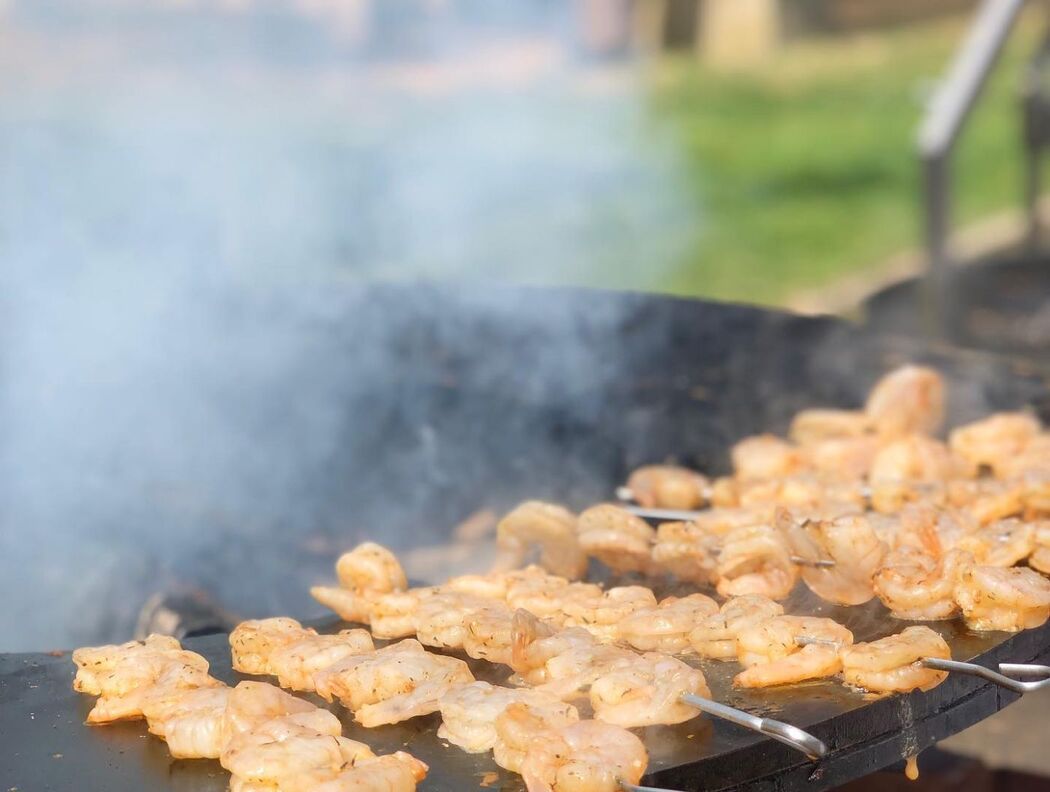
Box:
[621,783,686,792]
[794,637,1050,695]
[678,693,828,760]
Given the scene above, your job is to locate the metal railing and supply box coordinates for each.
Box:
[917,0,1029,336]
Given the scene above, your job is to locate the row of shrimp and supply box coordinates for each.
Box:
[71,634,428,791]
[228,614,651,792]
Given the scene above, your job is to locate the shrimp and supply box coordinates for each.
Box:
[268,630,375,692]
[625,465,709,510]
[414,591,493,650]
[864,365,945,438]
[869,435,970,513]
[949,412,1042,477]
[691,505,774,537]
[803,436,880,480]
[956,519,1036,567]
[946,479,1025,526]
[737,473,866,514]
[142,684,231,759]
[955,565,1050,632]
[588,653,710,727]
[1029,522,1050,575]
[576,504,655,574]
[312,639,474,727]
[299,753,429,792]
[369,587,440,640]
[493,501,588,580]
[519,720,648,792]
[221,681,342,744]
[310,586,378,626]
[559,585,658,643]
[336,542,408,594]
[507,575,602,628]
[790,408,871,444]
[437,681,577,754]
[511,611,635,696]
[715,523,798,600]
[894,504,978,556]
[84,651,218,724]
[618,593,719,654]
[73,634,208,698]
[840,626,951,693]
[650,521,719,585]
[458,604,513,665]
[229,618,312,676]
[734,615,853,688]
[220,712,376,788]
[731,434,806,481]
[782,512,886,605]
[873,547,970,621]
[494,701,580,775]
[688,595,785,660]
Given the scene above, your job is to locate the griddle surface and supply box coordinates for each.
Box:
[4,585,1049,792]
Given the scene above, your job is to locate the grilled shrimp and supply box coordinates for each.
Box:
[268,630,375,692]
[494,701,580,775]
[691,505,774,537]
[872,547,969,621]
[956,519,1036,568]
[688,595,785,659]
[782,512,886,605]
[577,504,655,574]
[312,639,474,727]
[946,478,1025,525]
[626,465,709,509]
[511,611,634,695]
[85,652,218,724]
[894,504,978,556]
[840,626,951,693]
[955,565,1050,632]
[789,408,871,445]
[229,618,312,676]
[618,593,719,654]
[864,365,944,438]
[73,634,208,699]
[715,523,798,600]
[221,681,342,744]
[949,412,1042,477]
[560,586,658,643]
[310,586,378,626]
[220,712,375,788]
[734,616,853,688]
[141,684,231,759]
[519,720,648,792]
[437,681,577,754]
[298,752,429,792]
[368,586,441,640]
[869,435,970,513]
[650,521,719,585]
[462,603,516,665]
[731,434,806,481]
[1030,522,1050,575]
[493,501,588,580]
[588,653,710,727]
[336,542,408,594]
[803,436,880,480]
[414,591,494,650]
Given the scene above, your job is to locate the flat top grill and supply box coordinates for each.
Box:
[4,582,1048,792]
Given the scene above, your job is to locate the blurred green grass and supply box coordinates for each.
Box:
[642,14,1040,305]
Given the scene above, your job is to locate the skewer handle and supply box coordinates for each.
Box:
[921,658,1050,694]
[680,694,827,761]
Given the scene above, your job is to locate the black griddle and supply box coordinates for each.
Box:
[4,590,1050,792]
[4,285,1050,790]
